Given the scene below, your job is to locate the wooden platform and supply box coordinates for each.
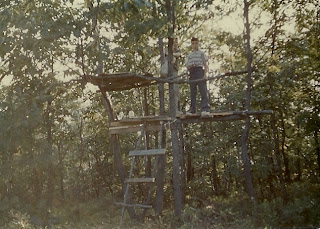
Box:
[178,111,234,119]
[178,110,273,123]
[108,111,273,134]
[87,72,157,91]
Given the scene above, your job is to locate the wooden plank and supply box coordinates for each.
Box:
[180,111,234,119]
[115,203,152,208]
[125,178,155,183]
[200,112,234,118]
[110,115,171,127]
[109,125,142,134]
[233,110,273,115]
[212,112,234,116]
[109,124,162,134]
[129,148,166,157]
[180,110,272,120]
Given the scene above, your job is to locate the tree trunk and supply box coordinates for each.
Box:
[57,142,65,200]
[185,130,194,182]
[279,111,291,182]
[258,119,276,200]
[73,118,85,223]
[241,0,255,201]
[45,100,55,225]
[171,123,182,216]
[314,129,320,177]
[211,154,219,194]
[271,114,288,203]
[178,124,186,205]
[295,148,302,181]
[295,122,302,181]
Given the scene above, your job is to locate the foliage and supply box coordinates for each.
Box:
[4,210,35,229]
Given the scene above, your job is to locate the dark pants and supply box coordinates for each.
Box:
[189,67,210,113]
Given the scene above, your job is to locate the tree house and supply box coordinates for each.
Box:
[86,72,274,225]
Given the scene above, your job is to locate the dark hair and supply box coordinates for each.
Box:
[191,37,198,42]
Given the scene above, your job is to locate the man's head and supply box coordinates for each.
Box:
[191,37,199,51]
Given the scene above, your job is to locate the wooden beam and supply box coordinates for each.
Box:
[125,178,155,183]
[178,110,273,124]
[115,203,152,208]
[109,124,162,134]
[109,125,142,134]
[179,111,234,119]
[110,115,171,127]
[129,149,166,157]
[179,114,244,124]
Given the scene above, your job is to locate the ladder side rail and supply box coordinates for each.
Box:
[120,125,146,227]
[141,122,165,218]
[120,156,136,227]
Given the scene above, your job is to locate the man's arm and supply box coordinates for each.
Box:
[203,62,208,78]
[203,52,208,78]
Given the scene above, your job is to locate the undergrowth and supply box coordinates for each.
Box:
[2,181,319,229]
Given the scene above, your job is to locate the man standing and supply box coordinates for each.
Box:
[185,37,210,116]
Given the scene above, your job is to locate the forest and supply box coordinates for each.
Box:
[0,0,319,228]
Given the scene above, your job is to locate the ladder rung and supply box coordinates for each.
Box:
[115,203,152,208]
[129,148,166,157]
[125,178,155,183]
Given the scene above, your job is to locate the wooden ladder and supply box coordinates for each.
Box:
[118,123,166,227]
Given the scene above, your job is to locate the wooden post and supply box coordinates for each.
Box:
[154,38,166,216]
[166,0,182,217]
